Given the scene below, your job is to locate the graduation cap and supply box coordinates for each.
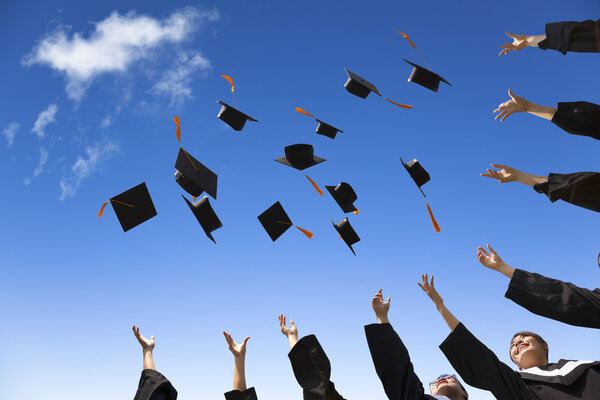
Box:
[344,69,413,109]
[258,201,313,242]
[331,217,360,255]
[399,156,440,232]
[275,144,326,171]
[181,195,222,243]
[216,75,258,131]
[98,182,157,232]
[326,182,358,214]
[174,147,218,199]
[295,107,343,139]
[398,32,451,92]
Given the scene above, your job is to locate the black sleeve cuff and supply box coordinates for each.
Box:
[224,387,258,400]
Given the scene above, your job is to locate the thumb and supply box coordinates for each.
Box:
[150,336,154,341]
[243,337,251,345]
[386,296,391,303]
[508,88,515,99]
[505,32,517,38]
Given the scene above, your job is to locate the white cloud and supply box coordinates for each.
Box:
[24,8,219,100]
[24,178,31,186]
[59,139,119,200]
[31,103,58,138]
[33,148,49,177]
[2,122,19,147]
[150,50,210,105]
[100,116,112,127]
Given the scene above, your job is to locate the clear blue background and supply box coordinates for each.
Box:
[1,1,599,399]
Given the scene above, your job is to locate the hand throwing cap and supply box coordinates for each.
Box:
[403,59,451,93]
[332,218,360,255]
[275,144,326,171]
[174,148,218,199]
[315,120,343,139]
[106,182,157,232]
[182,195,222,243]
[217,101,258,131]
[325,182,358,213]
[344,68,382,98]
[400,157,430,188]
[258,201,292,242]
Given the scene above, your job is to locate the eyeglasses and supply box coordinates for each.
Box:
[428,374,458,390]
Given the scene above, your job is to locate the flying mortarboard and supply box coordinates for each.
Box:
[295,107,343,139]
[325,182,359,214]
[398,32,451,92]
[344,68,413,109]
[274,144,326,171]
[182,195,222,243]
[174,147,218,199]
[217,75,258,131]
[98,182,157,232]
[258,201,313,242]
[399,156,440,232]
[331,218,360,255]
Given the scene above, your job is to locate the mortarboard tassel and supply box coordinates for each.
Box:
[295,107,315,118]
[385,98,413,109]
[98,199,134,217]
[98,201,109,217]
[221,75,235,107]
[305,174,324,196]
[426,201,441,232]
[353,209,359,215]
[173,116,181,143]
[295,226,314,239]
[398,31,432,71]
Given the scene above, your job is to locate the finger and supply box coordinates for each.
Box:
[431,275,435,287]
[417,282,425,291]
[480,247,490,257]
[150,336,154,342]
[487,244,498,255]
[506,32,518,39]
[508,88,515,99]
[290,320,295,327]
[386,296,391,303]
[491,163,508,169]
[243,337,251,345]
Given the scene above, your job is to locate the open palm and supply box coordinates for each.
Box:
[223,331,250,358]
[499,32,529,56]
[132,325,155,351]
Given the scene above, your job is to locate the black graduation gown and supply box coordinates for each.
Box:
[224,387,259,400]
[288,334,346,400]
[133,369,178,400]
[533,172,600,213]
[538,19,600,54]
[364,323,448,400]
[505,268,600,328]
[551,101,600,140]
[440,323,600,400]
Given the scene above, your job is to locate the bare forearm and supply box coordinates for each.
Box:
[436,303,460,332]
[525,101,557,121]
[287,334,299,350]
[526,34,547,47]
[516,170,548,187]
[496,264,516,279]
[233,356,247,391]
[143,349,156,371]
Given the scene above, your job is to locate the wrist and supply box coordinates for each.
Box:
[376,314,389,324]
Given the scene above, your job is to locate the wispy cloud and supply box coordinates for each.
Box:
[100,116,112,128]
[150,50,211,105]
[24,8,219,100]
[31,103,58,138]
[33,148,49,177]
[2,122,19,147]
[59,139,119,200]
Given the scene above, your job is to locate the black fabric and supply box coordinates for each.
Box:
[365,323,433,400]
[551,102,600,140]
[224,387,259,400]
[505,269,600,328]
[538,19,600,54]
[133,369,177,400]
[533,172,600,213]
[288,334,346,400]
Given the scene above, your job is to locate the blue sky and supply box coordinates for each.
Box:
[1,1,599,399]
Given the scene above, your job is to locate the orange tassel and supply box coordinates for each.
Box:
[296,226,314,239]
[295,107,315,118]
[305,175,324,196]
[221,75,235,92]
[173,116,181,143]
[398,31,417,49]
[386,98,413,109]
[98,201,109,217]
[353,209,359,215]
[193,196,196,203]
[426,202,441,232]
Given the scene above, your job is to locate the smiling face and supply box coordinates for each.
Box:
[429,375,468,399]
[510,332,549,369]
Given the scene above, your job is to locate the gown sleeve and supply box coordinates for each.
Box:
[133,369,178,400]
[505,268,600,329]
[533,172,600,213]
[224,387,259,400]
[439,323,537,400]
[364,323,427,400]
[551,101,600,140]
[538,19,600,54]
[288,334,346,400]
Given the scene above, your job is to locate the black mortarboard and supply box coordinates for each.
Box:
[108,182,157,232]
[325,182,358,213]
[216,101,258,131]
[258,201,292,242]
[275,144,326,171]
[344,68,382,98]
[182,195,222,243]
[403,59,451,92]
[174,147,218,199]
[332,218,360,255]
[400,156,430,190]
[315,120,343,139]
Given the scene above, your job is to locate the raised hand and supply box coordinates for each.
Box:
[371,289,391,323]
[279,314,298,338]
[499,32,531,56]
[132,325,155,351]
[494,89,529,122]
[223,331,250,358]
[477,245,515,279]
[480,163,521,183]
[418,274,444,308]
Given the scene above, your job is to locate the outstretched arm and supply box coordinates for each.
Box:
[477,244,515,279]
[499,32,546,55]
[493,89,557,122]
[418,275,459,331]
[279,314,298,350]
[132,325,156,371]
[480,164,548,187]
[223,331,251,391]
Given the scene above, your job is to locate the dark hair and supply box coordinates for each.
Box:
[510,331,548,363]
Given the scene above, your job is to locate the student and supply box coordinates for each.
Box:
[493,88,600,141]
[131,325,178,400]
[498,19,600,55]
[223,331,257,400]
[365,289,469,400]
[480,164,600,213]
[418,275,600,400]
[279,314,346,400]
[476,244,600,329]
